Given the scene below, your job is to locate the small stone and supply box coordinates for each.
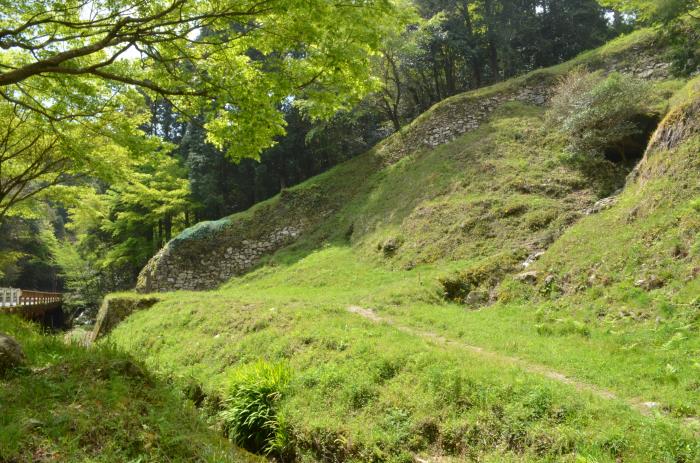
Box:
[647,275,664,289]
[516,271,539,284]
[23,418,44,430]
[586,196,618,215]
[641,275,665,291]
[465,290,489,307]
[521,251,545,268]
[635,275,665,291]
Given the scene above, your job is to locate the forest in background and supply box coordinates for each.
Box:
[1,0,698,317]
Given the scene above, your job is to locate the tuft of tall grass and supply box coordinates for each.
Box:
[220,360,291,456]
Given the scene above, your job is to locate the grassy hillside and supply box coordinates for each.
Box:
[109,30,699,462]
[0,315,261,463]
[135,29,673,294]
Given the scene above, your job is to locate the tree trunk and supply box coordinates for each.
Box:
[444,51,456,95]
[163,214,172,243]
[157,220,163,248]
[460,0,483,89]
[431,53,443,100]
[389,111,401,132]
[489,39,499,82]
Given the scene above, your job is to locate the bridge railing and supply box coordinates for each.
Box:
[0,288,62,308]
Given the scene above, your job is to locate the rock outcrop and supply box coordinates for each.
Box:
[0,333,26,374]
[90,296,160,341]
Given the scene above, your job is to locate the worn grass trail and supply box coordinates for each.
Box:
[347,305,698,428]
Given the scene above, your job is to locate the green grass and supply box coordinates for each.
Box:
[111,267,700,461]
[109,33,700,462]
[0,315,261,463]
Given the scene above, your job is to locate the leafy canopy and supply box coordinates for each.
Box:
[0,98,150,220]
[0,0,403,161]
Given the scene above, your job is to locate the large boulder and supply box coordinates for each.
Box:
[0,332,26,374]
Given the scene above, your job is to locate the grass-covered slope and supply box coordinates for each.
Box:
[115,285,699,462]
[111,31,700,462]
[0,315,261,463]
[136,29,674,293]
[536,78,700,299]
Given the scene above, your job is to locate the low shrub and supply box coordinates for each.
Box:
[220,360,291,455]
[547,67,652,162]
[525,209,559,231]
[666,20,700,77]
[379,236,403,257]
[344,382,378,410]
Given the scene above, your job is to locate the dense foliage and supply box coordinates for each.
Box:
[2,1,700,462]
[372,0,623,127]
[0,0,405,301]
[0,0,400,157]
[601,0,699,23]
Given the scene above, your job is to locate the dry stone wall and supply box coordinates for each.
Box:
[137,225,302,292]
[90,295,160,341]
[378,79,555,163]
[606,46,674,79]
[422,85,551,149]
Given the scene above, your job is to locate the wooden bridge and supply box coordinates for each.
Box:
[0,288,63,324]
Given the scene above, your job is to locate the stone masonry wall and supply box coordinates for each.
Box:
[377,80,554,163]
[137,225,301,292]
[90,295,160,341]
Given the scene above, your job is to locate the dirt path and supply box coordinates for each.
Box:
[347,305,697,426]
